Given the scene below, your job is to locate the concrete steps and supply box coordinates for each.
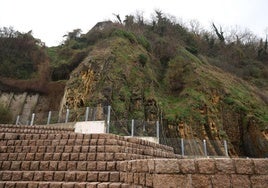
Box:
[0,171,120,183]
[0,181,130,188]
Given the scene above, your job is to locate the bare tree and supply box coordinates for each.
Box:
[135,10,145,25]
[212,23,225,43]
[124,15,134,28]
[189,19,203,35]
[113,13,122,24]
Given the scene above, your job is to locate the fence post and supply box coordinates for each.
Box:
[93,108,96,121]
[15,115,20,125]
[156,121,160,140]
[85,107,90,121]
[30,113,35,126]
[65,109,69,123]
[224,140,229,157]
[203,139,208,157]
[106,106,111,133]
[47,111,52,125]
[181,138,185,156]
[131,119,134,137]
[143,121,146,132]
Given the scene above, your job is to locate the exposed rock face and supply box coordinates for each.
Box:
[160,55,268,157]
[59,53,109,116]
[59,36,160,122]
[55,35,268,157]
[1,26,267,158]
[91,21,114,31]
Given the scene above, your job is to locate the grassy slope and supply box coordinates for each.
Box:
[77,33,267,136]
[157,46,267,135]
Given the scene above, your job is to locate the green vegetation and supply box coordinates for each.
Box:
[112,29,137,43]
[138,54,147,67]
[1,11,267,145]
[0,104,12,124]
[0,27,46,79]
[47,30,89,81]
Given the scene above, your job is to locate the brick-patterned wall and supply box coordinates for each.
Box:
[120,158,268,187]
[0,124,179,187]
[1,124,267,188]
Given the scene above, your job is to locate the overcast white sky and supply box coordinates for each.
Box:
[1,0,267,46]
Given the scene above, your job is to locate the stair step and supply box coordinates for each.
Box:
[0,160,120,171]
[0,125,178,187]
[0,132,174,153]
[0,181,131,188]
[0,171,120,182]
[0,152,152,163]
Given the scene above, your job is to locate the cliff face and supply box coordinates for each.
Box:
[160,50,268,157]
[59,36,161,121]
[54,35,268,157]
[1,24,267,158]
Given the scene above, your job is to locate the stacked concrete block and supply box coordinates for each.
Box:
[1,124,267,187]
[120,158,268,187]
[0,124,176,187]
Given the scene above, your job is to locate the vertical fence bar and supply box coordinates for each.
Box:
[65,109,69,123]
[106,106,111,133]
[224,140,229,157]
[15,115,20,125]
[85,107,90,121]
[203,139,208,157]
[181,138,185,156]
[156,121,160,139]
[93,108,96,121]
[143,121,146,132]
[47,111,52,125]
[131,119,134,137]
[30,113,35,126]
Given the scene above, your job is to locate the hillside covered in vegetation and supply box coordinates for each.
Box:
[0,11,267,157]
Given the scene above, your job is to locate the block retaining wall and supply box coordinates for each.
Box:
[1,124,268,187]
[120,158,268,187]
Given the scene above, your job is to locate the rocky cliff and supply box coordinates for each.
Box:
[56,31,268,157]
[0,21,267,157]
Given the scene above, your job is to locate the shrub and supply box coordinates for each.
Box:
[51,64,70,81]
[137,35,151,51]
[138,54,147,67]
[69,50,88,70]
[185,46,198,55]
[112,29,137,43]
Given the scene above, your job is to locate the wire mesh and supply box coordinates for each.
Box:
[13,105,228,158]
[162,138,228,157]
[14,106,110,125]
[108,120,158,137]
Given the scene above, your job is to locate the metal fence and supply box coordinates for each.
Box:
[15,106,110,126]
[14,105,229,157]
[162,138,229,157]
[108,120,159,137]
